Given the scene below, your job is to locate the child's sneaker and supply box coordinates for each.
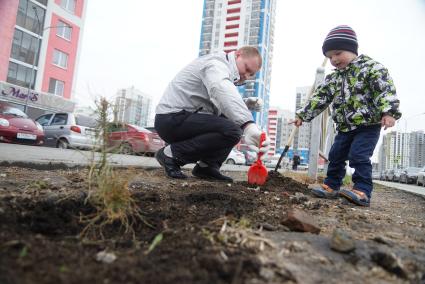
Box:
[311,184,339,199]
[339,188,370,207]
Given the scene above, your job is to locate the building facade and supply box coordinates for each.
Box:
[267,106,294,156]
[199,0,276,129]
[294,86,312,150]
[380,131,410,170]
[409,131,425,168]
[114,87,152,127]
[0,0,86,118]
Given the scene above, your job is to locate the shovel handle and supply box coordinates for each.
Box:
[257,132,266,161]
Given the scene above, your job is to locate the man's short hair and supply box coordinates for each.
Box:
[238,46,262,66]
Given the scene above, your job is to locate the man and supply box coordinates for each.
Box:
[154,46,269,182]
[292,152,300,171]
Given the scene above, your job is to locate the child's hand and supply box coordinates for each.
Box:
[381,115,395,130]
[289,118,303,127]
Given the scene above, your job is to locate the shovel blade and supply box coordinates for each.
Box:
[248,163,268,185]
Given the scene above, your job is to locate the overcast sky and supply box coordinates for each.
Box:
[75,0,425,134]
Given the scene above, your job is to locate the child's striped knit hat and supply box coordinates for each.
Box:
[322,25,358,55]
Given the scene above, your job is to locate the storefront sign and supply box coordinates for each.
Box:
[1,85,39,102]
[0,81,75,112]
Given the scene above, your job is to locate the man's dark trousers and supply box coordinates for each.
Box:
[155,111,242,168]
[324,124,381,198]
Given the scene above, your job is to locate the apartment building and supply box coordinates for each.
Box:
[294,86,312,150]
[0,0,86,118]
[199,0,276,128]
[267,106,294,155]
[114,87,152,127]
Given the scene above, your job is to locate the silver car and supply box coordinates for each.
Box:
[417,166,425,186]
[35,112,97,149]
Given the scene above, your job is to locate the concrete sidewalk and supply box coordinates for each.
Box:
[0,143,250,172]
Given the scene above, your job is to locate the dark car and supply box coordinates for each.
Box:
[0,102,44,145]
[107,123,165,155]
[399,167,422,184]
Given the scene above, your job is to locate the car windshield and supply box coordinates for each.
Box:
[0,105,27,118]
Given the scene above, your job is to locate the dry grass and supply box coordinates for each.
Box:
[80,98,149,241]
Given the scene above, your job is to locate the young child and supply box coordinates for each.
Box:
[294,25,401,206]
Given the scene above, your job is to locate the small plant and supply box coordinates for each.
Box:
[80,97,149,241]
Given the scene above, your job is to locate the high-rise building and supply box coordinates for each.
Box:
[0,0,86,118]
[114,87,152,127]
[267,106,294,155]
[380,131,409,170]
[294,86,312,150]
[409,131,425,168]
[199,0,276,128]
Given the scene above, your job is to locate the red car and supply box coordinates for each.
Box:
[107,123,165,155]
[0,102,44,145]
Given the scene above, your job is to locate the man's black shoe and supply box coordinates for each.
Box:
[155,148,187,179]
[192,164,233,182]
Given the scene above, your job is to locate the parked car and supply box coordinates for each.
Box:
[399,167,422,184]
[225,148,246,165]
[35,112,97,149]
[385,169,394,181]
[372,171,380,180]
[0,102,44,145]
[379,171,386,180]
[393,169,402,182]
[106,123,165,155]
[417,167,425,186]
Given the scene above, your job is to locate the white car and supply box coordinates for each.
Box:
[225,149,246,165]
[416,166,425,186]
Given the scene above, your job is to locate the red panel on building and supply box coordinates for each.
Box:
[228,0,242,5]
[227,8,241,14]
[225,32,239,38]
[225,24,239,30]
[226,16,240,21]
[224,41,238,47]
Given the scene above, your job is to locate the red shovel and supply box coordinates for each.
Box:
[247,132,268,185]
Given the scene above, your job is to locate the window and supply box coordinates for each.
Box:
[51,114,68,125]
[34,0,48,5]
[56,20,72,40]
[48,78,65,96]
[11,29,41,65]
[60,0,76,13]
[53,49,68,69]
[35,114,53,126]
[16,0,46,35]
[7,62,36,88]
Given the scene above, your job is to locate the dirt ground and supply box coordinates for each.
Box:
[1,165,425,284]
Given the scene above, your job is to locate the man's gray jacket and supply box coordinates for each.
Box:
[155,51,253,127]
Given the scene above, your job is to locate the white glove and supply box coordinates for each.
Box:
[243,123,271,156]
[243,97,263,112]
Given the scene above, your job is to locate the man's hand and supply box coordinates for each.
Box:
[381,114,396,130]
[243,123,270,156]
[243,97,263,112]
[289,117,303,127]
